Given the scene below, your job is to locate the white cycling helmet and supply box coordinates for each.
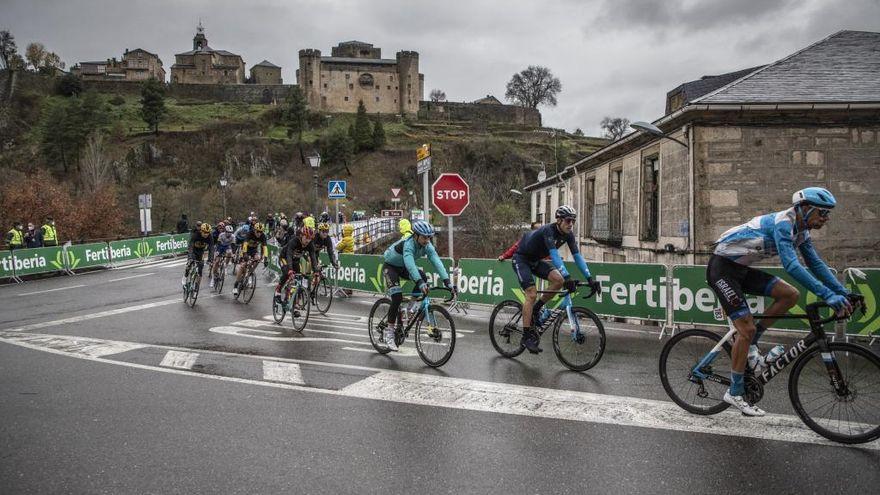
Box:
[225,225,234,233]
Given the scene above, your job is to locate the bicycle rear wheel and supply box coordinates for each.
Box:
[789,342,880,444]
[290,286,310,332]
[242,270,257,304]
[552,307,605,371]
[272,286,288,324]
[488,300,526,358]
[313,277,333,315]
[187,271,200,308]
[659,329,732,415]
[415,304,456,367]
[215,262,226,294]
[368,298,393,354]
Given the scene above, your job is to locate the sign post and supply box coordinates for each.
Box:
[431,173,470,259]
[137,193,152,236]
[416,144,431,222]
[328,180,347,237]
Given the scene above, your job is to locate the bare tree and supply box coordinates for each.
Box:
[25,42,46,70]
[600,116,631,141]
[505,66,562,109]
[80,132,112,193]
[429,89,446,102]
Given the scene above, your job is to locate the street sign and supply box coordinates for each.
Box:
[411,209,425,221]
[137,193,152,209]
[417,156,432,174]
[139,208,152,234]
[381,210,403,218]
[416,143,431,162]
[431,173,470,216]
[391,188,401,198]
[391,198,401,203]
[328,180,347,199]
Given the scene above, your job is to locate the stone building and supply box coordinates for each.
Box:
[72,48,165,81]
[170,23,245,84]
[525,30,880,269]
[250,60,282,84]
[297,41,423,114]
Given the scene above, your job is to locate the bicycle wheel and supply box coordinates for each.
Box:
[187,271,200,308]
[415,304,456,367]
[313,277,333,315]
[272,287,288,324]
[368,298,393,355]
[215,262,226,294]
[789,342,880,444]
[659,328,732,415]
[290,286,310,332]
[552,307,606,372]
[488,300,526,358]
[242,270,257,304]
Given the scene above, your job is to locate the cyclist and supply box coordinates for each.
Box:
[381,220,454,351]
[498,222,542,261]
[293,212,305,231]
[275,225,319,307]
[209,224,236,289]
[232,222,269,297]
[708,187,854,416]
[315,222,340,270]
[512,205,600,354]
[232,221,250,258]
[183,223,214,288]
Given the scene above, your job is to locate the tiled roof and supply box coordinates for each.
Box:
[666,66,764,112]
[694,30,880,104]
[127,48,158,58]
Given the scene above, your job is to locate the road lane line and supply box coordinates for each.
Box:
[342,346,419,357]
[107,273,154,283]
[263,361,305,384]
[16,284,87,296]
[209,325,371,345]
[160,350,199,369]
[3,298,180,332]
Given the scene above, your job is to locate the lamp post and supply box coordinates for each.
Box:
[219,176,228,219]
[630,121,689,148]
[308,153,321,214]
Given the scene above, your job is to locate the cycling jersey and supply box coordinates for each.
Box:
[241,231,268,258]
[215,232,235,255]
[234,224,250,243]
[713,208,847,300]
[383,236,448,284]
[514,224,591,280]
[281,236,318,272]
[189,231,214,252]
[313,234,338,266]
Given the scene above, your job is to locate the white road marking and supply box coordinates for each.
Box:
[342,346,419,357]
[209,325,371,345]
[263,361,305,384]
[1,333,146,357]
[160,350,199,369]
[16,284,87,296]
[3,298,181,332]
[106,273,154,283]
[136,259,188,270]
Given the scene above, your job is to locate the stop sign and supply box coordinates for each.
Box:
[432,173,470,216]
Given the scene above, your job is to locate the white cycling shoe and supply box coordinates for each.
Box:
[723,391,766,417]
[384,328,398,352]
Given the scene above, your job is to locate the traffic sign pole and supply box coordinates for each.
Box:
[448,216,454,259]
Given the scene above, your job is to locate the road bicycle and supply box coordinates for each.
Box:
[233,257,259,304]
[308,264,334,315]
[659,296,879,444]
[488,281,605,372]
[272,271,311,331]
[211,251,232,293]
[368,287,457,368]
[182,258,204,308]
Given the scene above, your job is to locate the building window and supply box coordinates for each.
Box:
[408,99,411,104]
[375,97,380,102]
[395,86,398,90]
[322,96,327,104]
[309,80,313,86]
[610,168,623,238]
[390,75,394,81]
[346,73,350,79]
[387,85,391,90]
[641,155,660,241]
[323,83,327,89]
[349,83,353,90]
[583,178,595,236]
[344,96,349,101]
[375,85,379,90]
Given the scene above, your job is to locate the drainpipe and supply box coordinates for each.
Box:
[687,124,696,264]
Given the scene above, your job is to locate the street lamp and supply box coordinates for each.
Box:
[219,176,228,219]
[630,121,689,148]
[308,153,321,214]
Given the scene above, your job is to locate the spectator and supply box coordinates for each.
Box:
[337,224,355,254]
[497,222,542,261]
[5,221,24,251]
[25,223,42,248]
[338,211,345,223]
[265,213,276,233]
[398,219,412,240]
[176,214,189,234]
[40,216,58,247]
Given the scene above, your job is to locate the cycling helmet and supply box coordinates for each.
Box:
[317,222,331,232]
[225,225,234,233]
[555,205,577,219]
[412,220,435,237]
[217,221,225,230]
[300,226,315,240]
[792,187,836,209]
[254,222,265,233]
[200,223,211,235]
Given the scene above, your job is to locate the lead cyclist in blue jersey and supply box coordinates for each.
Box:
[512,205,601,354]
[381,221,455,351]
[708,187,855,416]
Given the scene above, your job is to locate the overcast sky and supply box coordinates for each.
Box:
[4,0,879,134]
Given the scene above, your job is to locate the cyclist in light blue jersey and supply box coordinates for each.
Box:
[381,220,454,351]
[707,186,853,416]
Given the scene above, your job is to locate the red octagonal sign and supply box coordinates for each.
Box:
[432,173,470,216]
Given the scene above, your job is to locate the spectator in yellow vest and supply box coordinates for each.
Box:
[398,219,412,240]
[41,216,58,247]
[5,222,24,250]
[337,224,355,254]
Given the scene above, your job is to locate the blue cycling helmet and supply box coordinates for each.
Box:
[792,187,836,209]
[412,220,435,237]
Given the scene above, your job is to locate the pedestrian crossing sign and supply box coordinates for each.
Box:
[328,180,347,199]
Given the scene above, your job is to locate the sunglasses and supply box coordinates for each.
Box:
[815,208,831,218]
[560,217,576,224]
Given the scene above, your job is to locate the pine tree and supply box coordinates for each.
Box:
[353,100,373,151]
[372,114,386,149]
[140,77,166,134]
[282,86,309,165]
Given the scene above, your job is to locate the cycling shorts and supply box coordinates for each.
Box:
[216,244,231,256]
[706,255,779,321]
[382,263,427,291]
[511,254,555,289]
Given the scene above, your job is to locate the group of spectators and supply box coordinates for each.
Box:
[4,217,58,250]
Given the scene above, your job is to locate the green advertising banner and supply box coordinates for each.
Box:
[0,250,18,278]
[845,268,880,336]
[108,238,147,263]
[8,246,67,276]
[148,234,189,257]
[63,242,112,270]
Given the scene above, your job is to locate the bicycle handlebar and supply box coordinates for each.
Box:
[536,280,600,299]
[803,296,867,326]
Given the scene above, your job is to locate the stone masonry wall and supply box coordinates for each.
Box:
[418,101,541,127]
[694,124,880,268]
[82,80,293,104]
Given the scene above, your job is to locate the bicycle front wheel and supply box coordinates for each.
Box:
[187,273,200,308]
[272,289,287,324]
[659,328,732,415]
[415,304,456,367]
[290,287,310,332]
[488,300,525,358]
[215,263,226,294]
[313,277,333,315]
[552,307,605,371]
[367,298,393,354]
[789,342,880,444]
[242,271,257,304]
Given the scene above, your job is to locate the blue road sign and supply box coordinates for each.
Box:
[328,180,347,199]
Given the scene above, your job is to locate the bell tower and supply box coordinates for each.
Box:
[193,20,208,50]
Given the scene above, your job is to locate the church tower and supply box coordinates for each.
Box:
[193,21,207,50]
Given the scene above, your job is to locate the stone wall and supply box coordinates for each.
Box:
[694,124,880,267]
[82,80,293,104]
[418,101,541,127]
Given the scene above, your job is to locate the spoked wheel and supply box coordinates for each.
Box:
[415,304,456,367]
[552,307,606,372]
[272,287,288,324]
[215,263,226,294]
[186,271,200,308]
[313,277,333,315]
[488,300,526,358]
[289,286,310,332]
[659,328,732,415]
[368,298,393,355]
[242,270,257,304]
[789,342,880,444]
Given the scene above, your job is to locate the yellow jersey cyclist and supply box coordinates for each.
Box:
[232,222,269,297]
[708,187,857,416]
[381,221,455,351]
[182,223,214,287]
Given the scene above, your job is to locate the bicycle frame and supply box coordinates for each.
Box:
[534,289,581,338]
[394,288,454,340]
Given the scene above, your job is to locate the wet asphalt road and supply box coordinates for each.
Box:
[1,258,878,494]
